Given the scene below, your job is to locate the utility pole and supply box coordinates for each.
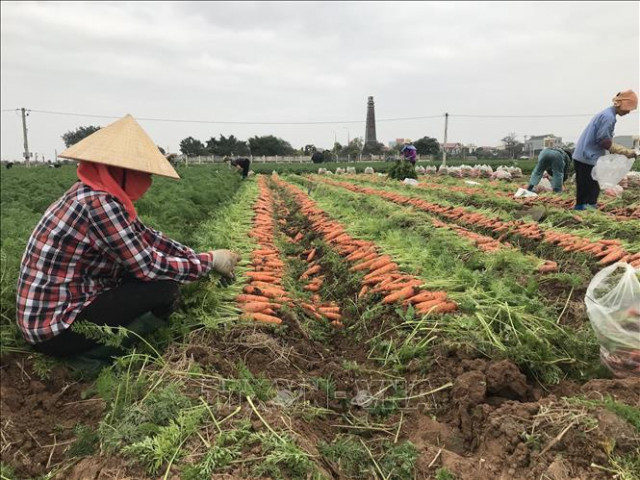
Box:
[21,107,31,168]
[442,112,449,167]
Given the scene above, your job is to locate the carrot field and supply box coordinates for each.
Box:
[1,165,639,480]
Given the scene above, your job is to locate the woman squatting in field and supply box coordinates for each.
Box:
[572,90,638,210]
[16,115,241,363]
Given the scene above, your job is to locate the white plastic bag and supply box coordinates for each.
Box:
[585,262,640,378]
[592,154,634,189]
[534,178,553,193]
[514,188,538,198]
[403,178,419,186]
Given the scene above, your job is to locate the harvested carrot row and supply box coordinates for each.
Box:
[319,177,633,268]
[272,177,458,320]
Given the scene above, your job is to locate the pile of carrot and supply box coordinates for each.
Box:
[274,178,458,316]
[317,178,639,269]
[237,177,287,325]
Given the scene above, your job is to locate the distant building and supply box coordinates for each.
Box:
[524,134,562,155]
[613,135,639,149]
[442,143,464,154]
[389,138,412,148]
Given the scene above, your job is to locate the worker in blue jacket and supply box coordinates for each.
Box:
[572,90,637,210]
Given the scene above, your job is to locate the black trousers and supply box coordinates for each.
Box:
[574,160,600,206]
[33,280,180,357]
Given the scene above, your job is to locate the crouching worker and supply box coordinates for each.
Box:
[230,157,251,180]
[16,114,241,366]
[527,147,572,193]
[401,145,418,165]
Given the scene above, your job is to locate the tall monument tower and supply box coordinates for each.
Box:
[364,96,377,146]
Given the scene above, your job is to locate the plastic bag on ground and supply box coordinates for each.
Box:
[514,187,538,198]
[403,178,419,186]
[534,178,553,193]
[592,154,634,189]
[585,262,640,378]
[491,169,512,180]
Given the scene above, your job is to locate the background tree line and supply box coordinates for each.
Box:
[61,125,450,163]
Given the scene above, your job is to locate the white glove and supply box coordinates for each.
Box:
[210,250,241,277]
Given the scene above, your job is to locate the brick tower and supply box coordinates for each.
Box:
[364,96,377,146]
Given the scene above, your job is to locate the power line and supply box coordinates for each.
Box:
[452,113,594,118]
[0,108,596,125]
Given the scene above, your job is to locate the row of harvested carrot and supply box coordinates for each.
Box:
[236,177,287,325]
[357,173,639,222]
[318,177,640,269]
[272,188,345,327]
[273,177,458,315]
[413,177,639,222]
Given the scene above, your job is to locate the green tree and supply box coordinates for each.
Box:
[248,135,295,156]
[179,137,206,157]
[311,151,324,163]
[61,125,101,147]
[205,134,250,156]
[413,136,440,156]
[304,144,317,155]
[339,138,364,160]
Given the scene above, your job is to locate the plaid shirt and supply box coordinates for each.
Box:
[17,182,213,344]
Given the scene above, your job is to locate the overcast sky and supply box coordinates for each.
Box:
[1,1,638,161]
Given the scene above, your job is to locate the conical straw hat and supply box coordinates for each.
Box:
[58,114,180,179]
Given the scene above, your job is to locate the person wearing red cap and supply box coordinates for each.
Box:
[16,115,241,364]
[572,90,638,210]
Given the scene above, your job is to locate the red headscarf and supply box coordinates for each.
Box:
[77,162,152,221]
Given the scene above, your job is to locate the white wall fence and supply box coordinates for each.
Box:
[182,154,435,165]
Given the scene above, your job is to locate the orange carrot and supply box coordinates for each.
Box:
[367,256,393,272]
[243,285,286,298]
[241,302,274,313]
[414,299,446,312]
[301,303,318,312]
[318,306,340,313]
[300,264,321,279]
[363,263,398,280]
[303,284,321,292]
[245,272,280,282]
[598,249,626,265]
[405,291,447,305]
[307,248,317,262]
[382,286,417,304]
[538,263,558,273]
[358,285,369,298]
[322,312,342,321]
[243,312,282,325]
[363,275,388,286]
[248,284,286,295]
[236,294,274,303]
